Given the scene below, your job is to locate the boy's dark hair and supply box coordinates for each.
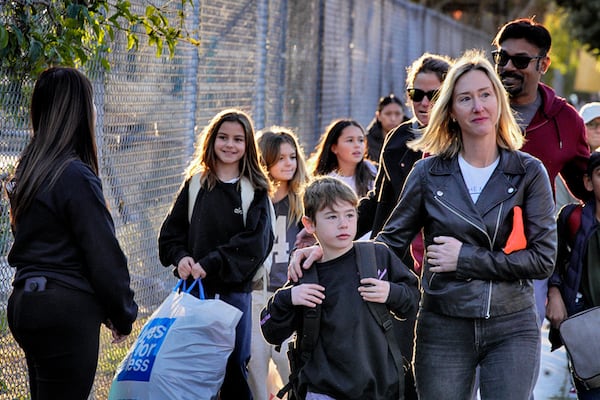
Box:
[493,17,551,56]
[587,151,600,176]
[303,176,358,222]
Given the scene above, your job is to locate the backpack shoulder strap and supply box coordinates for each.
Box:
[240,176,276,232]
[298,265,321,357]
[354,241,404,399]
[277,265,321,399]
[188,173,201,222]
[189,174,261,225]
[240,176,254,226]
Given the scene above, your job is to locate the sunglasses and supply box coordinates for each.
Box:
[407,88,439,102]
[492,50,544,69]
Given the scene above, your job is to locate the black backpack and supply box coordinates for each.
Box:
[277,241,405,400]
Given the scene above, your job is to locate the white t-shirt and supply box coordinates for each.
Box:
[458,154,499,203]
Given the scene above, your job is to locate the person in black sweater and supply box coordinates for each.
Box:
[158,109,273,400]
[261,177,419,399]
[365,94,407,163]
[6,67,138,400]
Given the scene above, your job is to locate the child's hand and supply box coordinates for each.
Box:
[546,286,568,329]
[358,278,390,303]
[190,263,206,279]
[291,283,325,307]
[177,256,206,279]
[177,256,196,278]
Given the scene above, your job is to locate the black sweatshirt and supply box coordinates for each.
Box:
[8,160,138,335]
[158,178,273,294]
[261,244,419,399]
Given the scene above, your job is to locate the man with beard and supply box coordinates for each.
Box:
[492,17,590,399]
[492,18,589,204]
[493,17,589,320]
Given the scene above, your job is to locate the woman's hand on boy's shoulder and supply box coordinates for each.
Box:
[291,283,325,307]
[288,245,323,282]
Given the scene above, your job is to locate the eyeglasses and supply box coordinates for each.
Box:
[492,50,544,69]
[407,88,439,102]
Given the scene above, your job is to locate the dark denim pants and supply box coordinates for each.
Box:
[414,306,541,400]
[217,291,253,400]
[8,279,103,400]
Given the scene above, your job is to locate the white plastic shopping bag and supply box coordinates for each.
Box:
[108,279,242,400]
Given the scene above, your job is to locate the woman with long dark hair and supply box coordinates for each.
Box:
[7,67,138,400]
[309,118,376,198]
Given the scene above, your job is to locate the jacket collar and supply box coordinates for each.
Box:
[428,148,526,177]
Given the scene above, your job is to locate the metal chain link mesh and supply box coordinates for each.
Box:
[0,0,488,398]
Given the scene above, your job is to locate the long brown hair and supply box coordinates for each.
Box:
[185,109,270,192]
[309,119,374,197]
[257,127,309,226]
[11,67,98,222]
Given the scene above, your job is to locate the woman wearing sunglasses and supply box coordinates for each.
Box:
[355,52,452,400]
[357,53,453,251]
[291,50,556,400]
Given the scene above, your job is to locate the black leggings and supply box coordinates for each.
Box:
[8,279,104,400]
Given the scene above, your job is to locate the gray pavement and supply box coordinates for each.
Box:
[533,322,575,400]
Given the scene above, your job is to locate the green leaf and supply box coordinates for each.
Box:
[1,0,199,76]
[127,33,138,51]
[0,26,8,50]
[66,3,82,19]
[155,37,163,57]
[28,38,43,64]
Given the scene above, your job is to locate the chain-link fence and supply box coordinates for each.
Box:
[0,0,488,398]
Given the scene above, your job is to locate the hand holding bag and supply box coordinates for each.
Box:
[108,279,243,400]
[559,306,600,390]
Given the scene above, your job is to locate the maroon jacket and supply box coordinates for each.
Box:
[521,83,590,201]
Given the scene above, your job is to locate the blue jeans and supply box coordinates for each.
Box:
[217,291,253,400]
[414,307,541,400]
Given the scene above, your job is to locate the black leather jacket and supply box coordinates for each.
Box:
[376,148,557,318]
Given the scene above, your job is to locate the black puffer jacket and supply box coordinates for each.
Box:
[376,148,557,318]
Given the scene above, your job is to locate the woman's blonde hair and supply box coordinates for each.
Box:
[410,49,523,158]
[257,126,309,226]
[185,109,270,192]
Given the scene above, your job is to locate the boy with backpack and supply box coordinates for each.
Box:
[547,151,600,398]
[260,176,419,399]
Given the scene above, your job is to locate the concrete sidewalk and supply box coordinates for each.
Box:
[533,322,575,400]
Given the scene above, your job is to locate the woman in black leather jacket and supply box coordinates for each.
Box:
[375,50,557,400]
[289,50,557,400]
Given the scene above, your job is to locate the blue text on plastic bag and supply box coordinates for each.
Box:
[116,317,176,382]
